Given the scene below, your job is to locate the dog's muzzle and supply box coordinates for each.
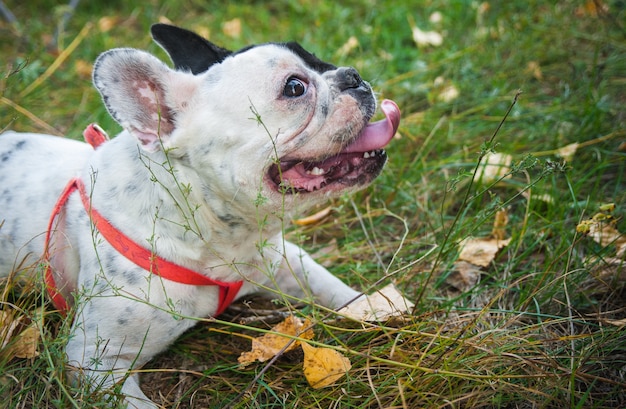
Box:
[269,99,401,194]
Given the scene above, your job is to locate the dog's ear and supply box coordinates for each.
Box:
[151,23,232,74]
[93,48,199,152]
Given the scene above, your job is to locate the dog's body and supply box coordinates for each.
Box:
[0,24,399,408]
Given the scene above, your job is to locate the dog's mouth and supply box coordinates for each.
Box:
[268,100,400,194]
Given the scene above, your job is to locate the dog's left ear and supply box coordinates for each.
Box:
[151,23,232,74]
[93,48,199,152]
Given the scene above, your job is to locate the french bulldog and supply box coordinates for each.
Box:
[0,24,400,408]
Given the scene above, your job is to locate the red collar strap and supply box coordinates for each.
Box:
[44,124,243,316]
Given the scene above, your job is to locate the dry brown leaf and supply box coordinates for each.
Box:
[582,256,626,296]
[74,59,92,79]
[446,261,482,292]
[491,209,509,240]
[11,325,40,359]
[238,315,313,367]
[577,205,625,258]
[337,283,414,321]
[556,142,579,162]
[409,18,443,47]
[474,152,512,184]
[522,191,554,204]
[1,311,40,359]
[433,77,460,103]
[458,208,511,267]
[293,206,332,226]
[337,36,359,56]
[589,222,626,258]
[526,61,543,80]
[222,18,242,39]
[603,318,626,327]
[301,342,351,389]
[429,11,443,24]
[97,16,119,33]
[458,237,512,267]
[575,0,608,17]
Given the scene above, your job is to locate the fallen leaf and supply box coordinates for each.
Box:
[429,11,443,24]
[97,16,119,33]
[458,236,512,267]
[412,26,443,47]
[238,315,313,367]
[582,256,626,296]
[191,25,211,41]
[474,152,512,184]
[575,0,608,17]
[223,18,242,39]
[602,317,626,327]
[301,342,351,389]
[522,191,554,204]
[293,206,332,226]
[10,325,39,358]
[337,36,359,56]
[337,283,414,321]
[556,142,579,162]
[491,209,509,240]
[588,222,626,258]
[446,261,481,292]
[526,61,543,80]
[577,204,625,258]
[0,310,40,359]
[74,59,92,79]
[433,76,459,103]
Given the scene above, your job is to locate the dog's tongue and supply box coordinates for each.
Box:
[343,99,400,154]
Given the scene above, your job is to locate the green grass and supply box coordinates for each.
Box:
[1,0,625,408]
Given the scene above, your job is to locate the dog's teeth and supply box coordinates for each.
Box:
[363,152,370,159]
[308,167,326,176]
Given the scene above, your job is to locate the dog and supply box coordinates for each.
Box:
[0,24,400,408]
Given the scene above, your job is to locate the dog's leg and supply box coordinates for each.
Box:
[65,287,190,409]
[264,239,362,309]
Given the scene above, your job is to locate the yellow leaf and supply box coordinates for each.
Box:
[301,342,351,389]
[238,315,313,367]
[293,206,332,226]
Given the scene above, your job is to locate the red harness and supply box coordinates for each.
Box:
[43,124,243,316]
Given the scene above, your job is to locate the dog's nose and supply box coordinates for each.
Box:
[336,67,365,91]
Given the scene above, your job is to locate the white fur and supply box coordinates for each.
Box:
[0,43,377,408]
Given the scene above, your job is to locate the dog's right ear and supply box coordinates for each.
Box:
[151,23,232,74]
[93,48,200,152]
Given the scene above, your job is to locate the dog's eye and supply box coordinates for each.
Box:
[283,77,307,97]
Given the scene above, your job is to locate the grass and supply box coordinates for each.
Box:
[1,0,625,407]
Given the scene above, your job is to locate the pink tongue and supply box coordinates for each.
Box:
[343,99,400,154]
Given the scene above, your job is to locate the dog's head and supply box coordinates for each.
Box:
[93,24,399,217]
